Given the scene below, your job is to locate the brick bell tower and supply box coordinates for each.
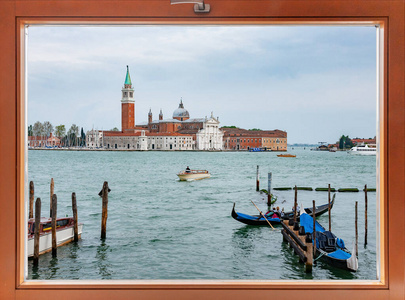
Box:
[121,65,135,132]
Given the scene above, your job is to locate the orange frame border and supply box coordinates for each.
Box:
[1,1,404,299]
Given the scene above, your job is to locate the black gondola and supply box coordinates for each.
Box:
[299,209,358,272]
[231,194,335,226]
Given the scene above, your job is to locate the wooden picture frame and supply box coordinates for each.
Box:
[0,0,404,299]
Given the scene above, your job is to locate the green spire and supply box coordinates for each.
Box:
[124,65,132,86]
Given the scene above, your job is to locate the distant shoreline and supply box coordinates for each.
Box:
[28,148,287,153]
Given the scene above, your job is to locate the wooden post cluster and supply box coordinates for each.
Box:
[72,192,79,242]
[281,220,313,273]
[50,178,54,217]
[51,194,57,257]
[101,181,109,239]
[33,197,41,266]
[256,165,260,191]
[267,172,272,206]
[29,181,34,219]
[364,184,368,247]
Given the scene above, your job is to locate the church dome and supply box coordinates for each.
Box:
[173,99,190,120]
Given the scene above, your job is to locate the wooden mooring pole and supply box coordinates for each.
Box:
[51,194,57,257]
[72,192,79,242]
[101,181,109,239]
[355,201,358,256]
[313,200,316,256]
[293,186,298,223]
[298,225,313,273]
[33,197,41,266]
[305,233,313,272]
[267,172,272,206]
[364,184,368,247]
[29,181,34,219]
[256,165,260,191]
[50,178,54,217]
[328,184,331,231]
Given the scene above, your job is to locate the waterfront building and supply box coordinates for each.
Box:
[143,103,223,150]
[102,130,194,151]
[194,114,223,150]
[222,128,287,151]
[28,133,61,148]
[86,129,104,148]
[352,137,376,145]
[88,66,223,151]
[84,66,288,152]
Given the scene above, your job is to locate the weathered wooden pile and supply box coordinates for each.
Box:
[29,179,111,266]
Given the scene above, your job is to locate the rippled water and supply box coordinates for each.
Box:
[27,148,377,280]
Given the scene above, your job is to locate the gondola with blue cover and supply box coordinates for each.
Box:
[231,194,335,226]
[299,207,358,272]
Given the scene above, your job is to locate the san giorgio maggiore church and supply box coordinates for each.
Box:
[86,66,224,150]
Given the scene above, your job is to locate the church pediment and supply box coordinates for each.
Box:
[206,118,219,124]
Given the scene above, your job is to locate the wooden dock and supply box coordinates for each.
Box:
[281,219,313,273]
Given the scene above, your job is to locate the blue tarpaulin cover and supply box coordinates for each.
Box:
[336,238,345,249]
[299,212,326,234]
[300,212,352,259]
[327,249,351,260]
[235,212,281,223]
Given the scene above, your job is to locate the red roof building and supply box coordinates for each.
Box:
[222,128,287,151]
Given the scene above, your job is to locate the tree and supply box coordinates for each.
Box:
[80,127,86,147]
[54,125,66,138]
[339,135,354,149]
[32,121,44,137]
[111,127,119,131]
[28,125,33,136]
[67,124,79,147]
[346,137,354,148]
[249,128,262,131]
[43,121,54,137]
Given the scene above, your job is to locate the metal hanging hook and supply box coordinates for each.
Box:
[170,0,211,13]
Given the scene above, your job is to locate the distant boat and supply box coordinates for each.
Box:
[348,144,376,156]
[249,148,264,152]
[27,216,83,258]
[277,154,296,157]
[177,169,210,181]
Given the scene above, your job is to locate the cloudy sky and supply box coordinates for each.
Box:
[27,25,377,144]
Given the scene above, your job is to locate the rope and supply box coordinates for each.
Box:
[313,251,326,262]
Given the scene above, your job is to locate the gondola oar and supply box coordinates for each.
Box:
[250,200,275,230]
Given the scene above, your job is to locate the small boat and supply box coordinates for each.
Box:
[277,154,296,157]
[231,194,335,226]
[27,216,83,257]
[348,144,376,156]
[177,169,210,181]
[249,148,264,152]
[299,208,358,272]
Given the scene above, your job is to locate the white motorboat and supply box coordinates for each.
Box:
[348,144,376,156]
[177,169,211,181]
[27,216,83,257]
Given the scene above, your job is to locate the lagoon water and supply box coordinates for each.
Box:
[27,148,377,280]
